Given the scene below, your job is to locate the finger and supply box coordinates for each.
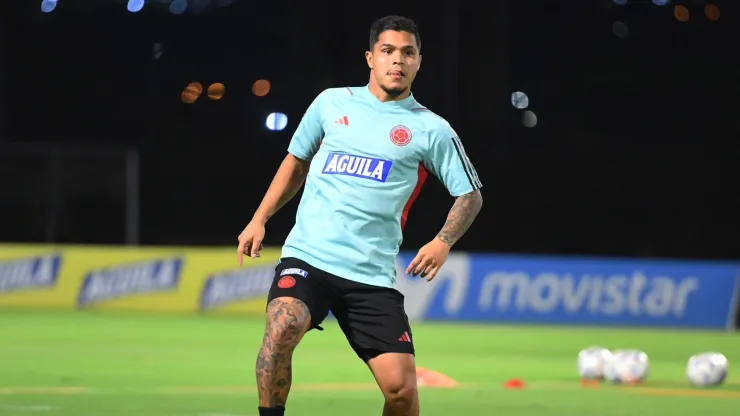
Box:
[420,259,438,278]
[426,265,439,282]
[420,261,436,278]
[408,257,421,276]
[412,259,424,276]
[419,262,429,278]
[411,257,426,276]
[406,254,422,275]
[413,257,430,276]
[238,237,253,266]
[251,239,263,258]
[237,244,245,266]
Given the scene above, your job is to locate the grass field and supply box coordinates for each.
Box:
[1,310,739,416]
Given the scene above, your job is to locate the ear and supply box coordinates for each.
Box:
[417,54,422,71]
[365,51,373,70]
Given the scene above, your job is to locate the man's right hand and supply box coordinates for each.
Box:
[237,220,266,266]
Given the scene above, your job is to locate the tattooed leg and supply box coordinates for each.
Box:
[256,297,311,408]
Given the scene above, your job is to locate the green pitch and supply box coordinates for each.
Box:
[1,310,739,416]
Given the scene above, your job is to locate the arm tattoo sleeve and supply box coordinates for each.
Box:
[436,190,483,246]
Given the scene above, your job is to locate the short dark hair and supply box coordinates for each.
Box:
[369,15,421,51]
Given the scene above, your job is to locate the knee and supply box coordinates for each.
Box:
[264,297,311,344]
[382,377,417,409]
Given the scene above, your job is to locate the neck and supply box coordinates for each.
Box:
[368,76,411,102]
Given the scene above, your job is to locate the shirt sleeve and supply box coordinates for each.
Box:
[424,123,483,197]
[287,90,329,160]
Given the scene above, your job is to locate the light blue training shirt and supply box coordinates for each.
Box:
[281,85,482,288]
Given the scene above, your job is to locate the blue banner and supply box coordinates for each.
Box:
[395,253,740,329]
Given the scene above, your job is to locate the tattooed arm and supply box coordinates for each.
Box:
[406,127,483,280]
[436,189,483,247]
[406,189,482,279]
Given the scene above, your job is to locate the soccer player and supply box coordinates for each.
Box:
[237,15,483,416]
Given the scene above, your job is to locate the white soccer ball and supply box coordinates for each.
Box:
[577,346,613,380]
[687,352,728,387]
[603,349,626,382]
[604,349,649,384]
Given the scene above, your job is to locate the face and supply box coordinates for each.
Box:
[366,30,421,97]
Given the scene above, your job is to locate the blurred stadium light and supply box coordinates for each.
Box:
[705,4,720,20]
[127,0,145,13]
[522,110,538,128]
[510,91,529,110]
[653,0,668,6]
[612,21,629,38]
[266,113,288,131]
[40,0,57,13]
[675,5,690,21]
[252,80,271,97]
[169,0,187,14]
[207,83,226,100]
[181,82,203,104]
[613,0,627,6]
[153,42,163,60]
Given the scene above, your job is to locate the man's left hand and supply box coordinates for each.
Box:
[405,238,451,281]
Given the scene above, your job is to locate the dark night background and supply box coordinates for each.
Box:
[1,0,738,262]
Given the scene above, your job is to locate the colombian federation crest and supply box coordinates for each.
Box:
[390,125,412,146]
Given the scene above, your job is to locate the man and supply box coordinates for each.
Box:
[237,15,483,416]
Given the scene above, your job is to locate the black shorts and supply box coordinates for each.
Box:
[266,257,415,363]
